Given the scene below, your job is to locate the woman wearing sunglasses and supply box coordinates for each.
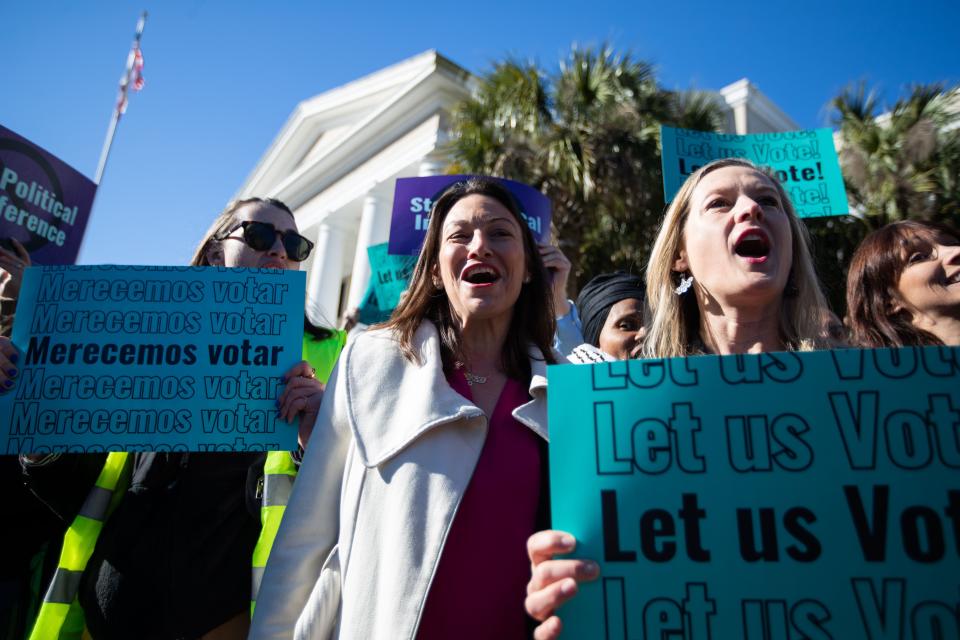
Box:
[4,197,324,640]
[192,199,315,266]
[191,197,322,443]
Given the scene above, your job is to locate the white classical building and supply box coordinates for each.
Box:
[235,50,798,326]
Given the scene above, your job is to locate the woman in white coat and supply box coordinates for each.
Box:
[250,177,559,639]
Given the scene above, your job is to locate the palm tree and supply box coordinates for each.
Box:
[449,45,721,291]
[832,82,960,229]
[804,83,960,313]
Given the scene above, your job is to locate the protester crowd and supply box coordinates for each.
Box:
[1,158,957,639]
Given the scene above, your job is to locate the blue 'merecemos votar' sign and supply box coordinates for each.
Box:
[548,347,958,638]
[1,265,305,454]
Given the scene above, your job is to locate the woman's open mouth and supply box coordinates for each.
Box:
[734,229,772,264]
[461,263,501,287]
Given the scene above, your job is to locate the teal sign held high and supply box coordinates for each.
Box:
[1,265,305,454]
[660,125,849,217]
[548,348,958,638]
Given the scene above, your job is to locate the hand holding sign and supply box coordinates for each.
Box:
[538,244,571,317]
[278,359,324,448]
[526,530,599,640]
[0,237,30,301]
[0,336,17,392]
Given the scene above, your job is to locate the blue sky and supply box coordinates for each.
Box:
[4,0,958,266]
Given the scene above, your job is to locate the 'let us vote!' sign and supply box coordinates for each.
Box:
[548,347,958,639]
[660,125,849,218]
[0,265,305,454]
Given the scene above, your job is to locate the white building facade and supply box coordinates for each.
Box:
[235,51,798,326]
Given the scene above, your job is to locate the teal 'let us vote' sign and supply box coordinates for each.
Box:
[548,347,958,639]
[660,125,849,218]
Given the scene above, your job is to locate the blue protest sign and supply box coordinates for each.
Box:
[387,175,552,255]
[0,265,306,454]
[367,242,415,312]
[660,125,849,217]
[548,348,958,638]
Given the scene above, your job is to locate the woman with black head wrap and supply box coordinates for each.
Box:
[568,271,646,362]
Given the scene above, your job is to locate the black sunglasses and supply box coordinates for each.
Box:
[216,220,314,262]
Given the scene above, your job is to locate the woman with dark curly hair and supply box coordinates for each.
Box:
[1,197,323,640]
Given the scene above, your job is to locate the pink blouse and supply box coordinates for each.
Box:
[415,369,543,639]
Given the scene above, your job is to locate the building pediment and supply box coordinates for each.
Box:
[237,50,472,206]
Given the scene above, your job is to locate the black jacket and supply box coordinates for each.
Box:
[24,452,261,640]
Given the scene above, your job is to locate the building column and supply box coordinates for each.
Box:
[419,149,447,177]
[719,79,751,135]
[306,222,346,327]
[733,104,749,135]
[345,187,391,311]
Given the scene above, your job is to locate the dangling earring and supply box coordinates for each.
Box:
[675,273,694,296]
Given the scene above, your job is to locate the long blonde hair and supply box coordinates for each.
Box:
[643,158,830,357]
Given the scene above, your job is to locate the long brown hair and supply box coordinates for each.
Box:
[846,220,960,347]
[382,177,557,380]
[189,197,294,266]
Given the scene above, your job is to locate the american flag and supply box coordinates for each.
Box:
[116,45,145,114]
[96,12,147,185]
[132,47,145,91]
[116,14,146,115]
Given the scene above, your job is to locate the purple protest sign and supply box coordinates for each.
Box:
[387,175,552,255]
[0,124,97,264]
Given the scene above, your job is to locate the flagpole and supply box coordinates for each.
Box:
[94,11,147,186]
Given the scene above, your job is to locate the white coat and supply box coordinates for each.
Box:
[249,321,550,639]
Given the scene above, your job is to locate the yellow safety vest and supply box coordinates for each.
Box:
[250,330,346,614]
[250,450,298,615]
[28,452,131,640]
[27,333,345,630]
